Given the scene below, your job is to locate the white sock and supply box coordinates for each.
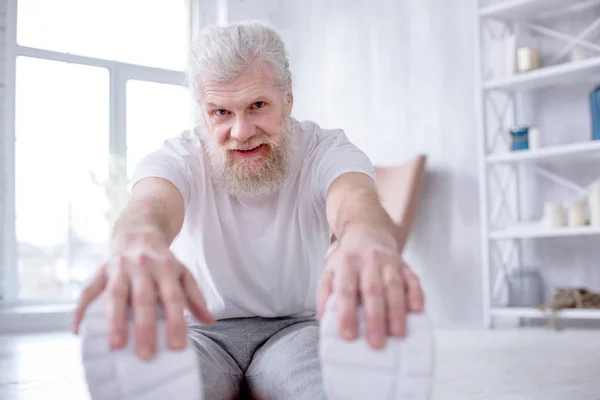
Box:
[80,295,202,400]
[319,296,435,400]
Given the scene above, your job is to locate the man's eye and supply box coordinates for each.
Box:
[253,101,266,109]
[215,109,228,116]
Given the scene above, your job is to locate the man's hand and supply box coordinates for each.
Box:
[316,229,425,350]
[72,236,215,360]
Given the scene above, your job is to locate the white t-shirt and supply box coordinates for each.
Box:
[131,118,375,320]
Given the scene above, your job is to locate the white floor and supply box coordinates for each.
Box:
[0,327,598,399]
[430,328,600,400]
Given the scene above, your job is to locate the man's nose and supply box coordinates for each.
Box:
[231,115,256,142]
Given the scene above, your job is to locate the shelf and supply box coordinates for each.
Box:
[491,307,600,320]
[486,140,600,164]
[483,56,600,91]
[478,2,600,329]
[479,0,600,20]
[490,223,600,240]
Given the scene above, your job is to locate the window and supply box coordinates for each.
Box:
[17,0,189,71]
[3,1,194,303]
[126,80,195,176]
[15,57,110,300]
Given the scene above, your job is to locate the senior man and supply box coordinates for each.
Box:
[73,20,433,400]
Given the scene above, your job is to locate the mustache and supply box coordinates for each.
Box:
[225,136,276,151]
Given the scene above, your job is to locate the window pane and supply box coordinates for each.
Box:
[126,80,194,175]
[15,57,110,300]
[17,0,188,71]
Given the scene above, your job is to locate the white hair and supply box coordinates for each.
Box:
[186,20,292,106]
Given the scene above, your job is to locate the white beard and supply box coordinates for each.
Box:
[202,117,293,197]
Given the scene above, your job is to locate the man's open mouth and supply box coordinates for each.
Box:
[233,144,265,156]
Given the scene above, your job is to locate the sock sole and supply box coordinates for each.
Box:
[80,294,203,400]
[319,297,435,400]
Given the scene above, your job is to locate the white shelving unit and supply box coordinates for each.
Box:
[483,55,600,91]
[487,140,600,164]
[480,0,600,19]
[490,223,600,240]
[476,0,600,327]
[491,307,600,320]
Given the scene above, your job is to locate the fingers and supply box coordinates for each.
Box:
[360,253,387,349]
[72,265,108,334]
[130,255,158,360]
[383,264,406,337]
[154,262,188,351]
[77,249,213,362]
[181,267,214,325]
[403,265,425,313]
[106,262,131,350]
[333,254,359,340]
[316,268,333,322]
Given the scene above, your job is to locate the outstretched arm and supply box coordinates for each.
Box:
[73,177,213,360]
[317,172,425,349]
[326,172,398,251]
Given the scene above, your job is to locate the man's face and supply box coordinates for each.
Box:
[200,61,293,197]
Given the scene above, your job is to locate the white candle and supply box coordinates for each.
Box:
[568,200,586,227]
[589,188,600,226]
[572,46,588,62]
[528,127,541,150]
[590,203,600,226]
[544,202,566,228]
[517,47,540,72]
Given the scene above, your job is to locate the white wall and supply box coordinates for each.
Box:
[225,0,483,326]
[0,0,7,300]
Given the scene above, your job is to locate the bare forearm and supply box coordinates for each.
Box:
[330,186,398,250]
[110,196,177,253]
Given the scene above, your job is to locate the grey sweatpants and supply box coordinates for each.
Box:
[187,314,327,400]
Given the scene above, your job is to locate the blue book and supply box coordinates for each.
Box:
[592,85,600,140]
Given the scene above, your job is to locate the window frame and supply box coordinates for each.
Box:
[0,0,199,310]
